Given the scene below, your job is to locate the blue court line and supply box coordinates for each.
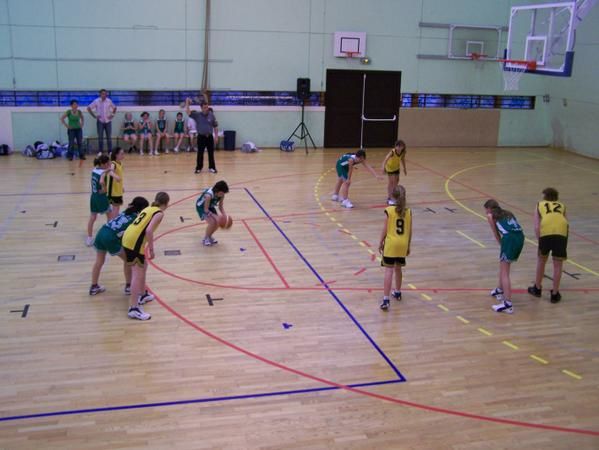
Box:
[0,379,401,423]
[244,188,405,381]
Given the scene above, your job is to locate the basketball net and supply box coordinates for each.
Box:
[342,51,357,62]
[500,60,537,91]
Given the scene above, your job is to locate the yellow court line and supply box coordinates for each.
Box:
[336,223,343,227]
[530,354,549,365]
[420,293,432,301]
[367,249,376,255]
[408,283,417,289]
[351,235,358,240]
[359,242,367,247]
[562,369,582,380]
[444,163,599,279]
[437,304,449,312]
[477,327,493,336]
[456,230,486,248]
[456,315,470,324]
[502,340,519,351]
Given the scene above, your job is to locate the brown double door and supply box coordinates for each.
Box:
[324,69,402,148]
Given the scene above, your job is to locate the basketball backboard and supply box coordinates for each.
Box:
[334,32,366,58]
[506,2,576,76]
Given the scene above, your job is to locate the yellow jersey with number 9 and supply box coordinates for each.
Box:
[383,206,412,257]
[122,206,162,253]
[538,201,568,237]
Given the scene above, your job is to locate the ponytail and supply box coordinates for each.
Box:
[392,185,407,218]
[484,199,514,221]
[124,196,149,215]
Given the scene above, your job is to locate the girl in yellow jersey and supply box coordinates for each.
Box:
[381,140,407,205]
[378,185,412,310]
[106,147,124,220]
[528,187,569,303]
[122,192,170,320]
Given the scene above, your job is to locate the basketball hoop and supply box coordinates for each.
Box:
[470,52,488,70]
[499,59,537,91]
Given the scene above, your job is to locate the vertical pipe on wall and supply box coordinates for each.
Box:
[5,0,16,88]
[201,0,211,100]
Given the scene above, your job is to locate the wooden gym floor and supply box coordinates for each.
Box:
[0,146,598,449]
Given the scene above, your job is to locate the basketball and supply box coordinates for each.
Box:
[224,215,233,229]
[217,214,227,227]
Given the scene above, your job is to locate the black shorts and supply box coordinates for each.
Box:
[109,196,124,205]
[381,256,406,267]
[385,170,400,176]
[538,235,568,259]
[124,247,145,266]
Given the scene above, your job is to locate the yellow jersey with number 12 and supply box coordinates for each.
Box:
[538,201,568,237]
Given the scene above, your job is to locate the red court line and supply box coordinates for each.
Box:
[410,159,599,246]
[149,220,599,293]
[361,240,371,247]
[315,280,336,286]
[338,229,352,235]
[150,288,599,437]
[353,268,366,276]
[242,219,289,288]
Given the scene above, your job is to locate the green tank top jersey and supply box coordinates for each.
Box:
[174,120,184,133]
[66,110,82,129]
[139,120,150,134]
[157,119,167,132]
[495,215,523,236]
[104,212,137,238]
[91,168,104,194]
[123,120,136,135]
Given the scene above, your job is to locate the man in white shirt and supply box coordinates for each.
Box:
[87,89,117,154]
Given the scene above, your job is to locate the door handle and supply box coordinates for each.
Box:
[361,114,397,122]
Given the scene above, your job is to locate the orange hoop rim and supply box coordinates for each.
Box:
[499,58,537,71]
[342,51,358,59]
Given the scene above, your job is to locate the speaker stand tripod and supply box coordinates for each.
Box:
[286,99,316,154]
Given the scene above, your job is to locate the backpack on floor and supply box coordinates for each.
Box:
[35,142,55,159]
[0,144,11,156]
[240,141,259,153]
[23,145,36,157]
[280,140,295,152]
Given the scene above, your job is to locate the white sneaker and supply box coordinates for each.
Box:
[186,147,191,152]
[341,199,354,208]
[124,284,131,295]
[89,284,105,296]
[490,287,504,297]
[85,236,94,246]
[128,306,151,321]
[165,149,169,154]
[138,291,155,305]
[153,151,159,156]
[139,150,144,155]
[331,194,339,201]
[174,147,179,153]
[492,300,513,314]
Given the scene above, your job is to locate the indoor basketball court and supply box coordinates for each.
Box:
[1,1,598,449]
